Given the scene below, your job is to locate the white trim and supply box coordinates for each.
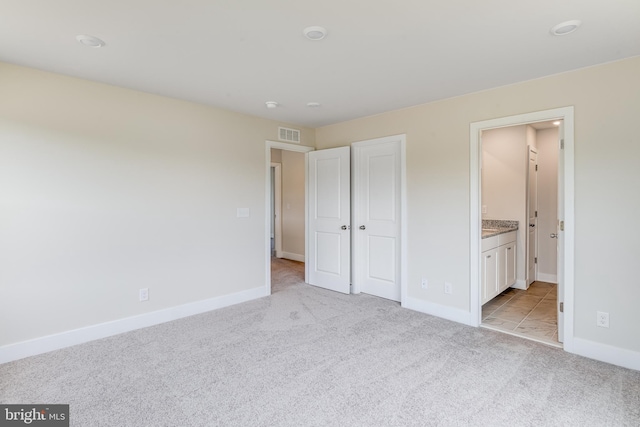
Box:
[470,107,575,354]
[403,296,475,326]
[0,286,266,365]
[537,273,558,284]
[571,338,640,371]
[265,141,314,296]
[280,252,305,262]
[350,134,407,304]
[271,162,282,258]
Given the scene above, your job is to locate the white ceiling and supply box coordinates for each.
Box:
[1,1,639,128]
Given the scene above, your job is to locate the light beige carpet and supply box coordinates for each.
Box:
[1,258,639,426]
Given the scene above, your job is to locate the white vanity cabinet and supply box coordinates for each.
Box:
[481,231,516,305]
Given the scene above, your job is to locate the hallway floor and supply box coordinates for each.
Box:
[481,281,560,347]
[271,257,305,293]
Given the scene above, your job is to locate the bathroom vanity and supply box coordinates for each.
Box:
[481,221,518,305]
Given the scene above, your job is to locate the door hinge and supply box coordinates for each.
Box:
[535,164,538,171]
[534,257,537,264]
[561,139,565,150]
[560,220,564,231]
[535,210,538,218]
[559,302,564,313]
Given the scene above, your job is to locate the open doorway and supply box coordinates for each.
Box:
[479,120,560,346]
[264,141,314,295]
[470,107,575,351]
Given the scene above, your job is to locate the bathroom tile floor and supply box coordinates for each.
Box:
[482,281,560,347]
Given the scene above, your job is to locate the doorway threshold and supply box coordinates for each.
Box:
[480,323,562,348]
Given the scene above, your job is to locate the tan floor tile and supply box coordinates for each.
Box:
[491,304,532,323]
[515,319,558,342]
[508,294,543,310]
[482,294,514,318]
[483,317,519,332]
[526,299,557,325]
[527,282,555,296]
[482,281,559,344]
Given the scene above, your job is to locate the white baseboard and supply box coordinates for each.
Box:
[536,273,558,284]
[281,252,305,262]
[402,295,475,327]
[570,337,640,371]
[0,286,267,365]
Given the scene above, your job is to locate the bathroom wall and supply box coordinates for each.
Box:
[481,125,528,286]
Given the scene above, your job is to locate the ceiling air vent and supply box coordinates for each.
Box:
[278,127,300,143]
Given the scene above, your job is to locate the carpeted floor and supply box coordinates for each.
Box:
[1,258,639,426]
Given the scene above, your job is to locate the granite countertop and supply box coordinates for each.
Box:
[482,219,518,239]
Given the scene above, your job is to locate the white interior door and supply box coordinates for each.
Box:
[353,138,401,302]
[307,147,351,294]
[527,147,538,286]
[557,123,565,342]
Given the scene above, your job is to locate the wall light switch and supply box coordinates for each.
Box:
[421,277,428,289]
[482,205,487,214]
[237,208,250,218]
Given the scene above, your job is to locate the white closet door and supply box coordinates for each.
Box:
[307,147,351,294]
[353,138,401,302]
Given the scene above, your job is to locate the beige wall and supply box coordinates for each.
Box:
[0,62,314,346]
[3,56,640,359]
[481,125,528,284]
[280,150,305,259]
[316,56,640,353]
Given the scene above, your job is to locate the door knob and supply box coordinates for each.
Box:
[550,233,557,238]
[359,225,366,230]
[529,224,535,227]
[341,225,350,230]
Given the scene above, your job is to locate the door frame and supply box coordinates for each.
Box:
[470,107,575,351]
[265,141,314,296]
[351,135,408,304]
[271,162,282,258]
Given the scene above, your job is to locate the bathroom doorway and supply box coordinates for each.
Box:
[470,107,575,349]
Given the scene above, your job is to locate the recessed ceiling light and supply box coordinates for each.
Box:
[76,34,105,48]
[306,102,321,108]
[550,20,581,36]
[553,121,561,126]
[265,101,279,109]
[303,26,327,41]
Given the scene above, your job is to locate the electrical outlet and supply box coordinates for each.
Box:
[444,282,453,294]
[596,311,609,328]
[421,277,428,289]
[139,288,149,302]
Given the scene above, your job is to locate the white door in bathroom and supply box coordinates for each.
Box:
[527,147,538,286]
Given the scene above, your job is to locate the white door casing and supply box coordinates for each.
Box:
[527,147,538,286]
[307,146,351,294]
[352,136,402,302]
[557,122,565,343]
[469,106,574,352]
[271,163,282,258]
